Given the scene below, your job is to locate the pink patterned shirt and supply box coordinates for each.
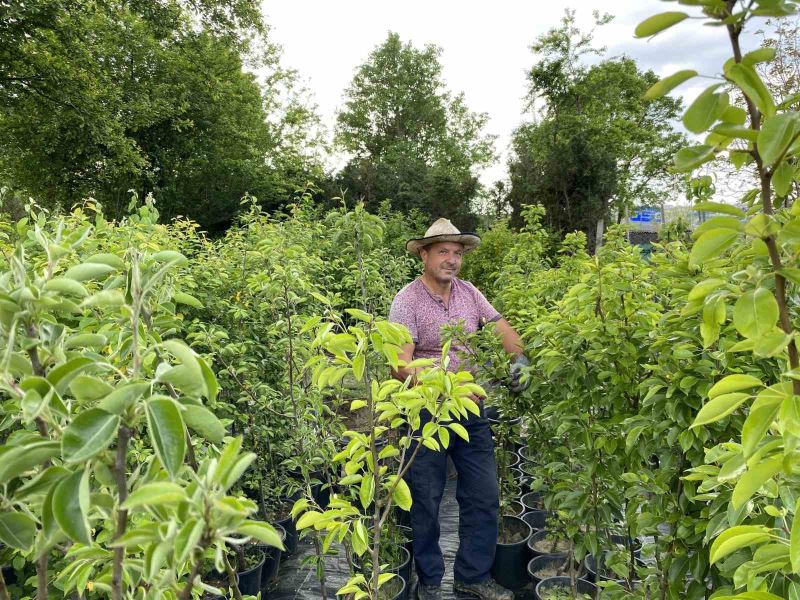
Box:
[388,277,501,372]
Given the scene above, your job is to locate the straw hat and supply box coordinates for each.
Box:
[406,218,481,257]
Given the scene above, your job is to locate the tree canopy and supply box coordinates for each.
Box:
[506,11,685,248]
[335,32,495,229]
[0,0,322,227]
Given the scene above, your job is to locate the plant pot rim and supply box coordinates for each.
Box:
[236,549,265,577]
[535,575,598,598]
[497,514,532,548]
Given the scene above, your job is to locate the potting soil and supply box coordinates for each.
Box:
[271,478,537,599]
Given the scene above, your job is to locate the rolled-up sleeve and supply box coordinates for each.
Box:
[389,292,418,342]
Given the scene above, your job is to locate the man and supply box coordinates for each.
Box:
[388,218,529,600]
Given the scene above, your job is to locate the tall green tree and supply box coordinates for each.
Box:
[508,11,685,249]
[0,0,322,227]
[335,32,495,228]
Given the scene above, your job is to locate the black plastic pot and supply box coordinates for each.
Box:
[1,565,15,586]
[355,547,412,600]
[382,574,406,600]
[236,550,265,596]
[527,555,586,589]
[275,506,297,558]
[582,553,644,587]
[497,449,521,469]
[257,522,287,594]
[521,509,550,532]
[521,491,544,512]
[503,499,524,518]
[518,446,537,464]
[528,530,569,560]
[201,573,239,600]
[609,533,643,559]
[535,576,598,600]
[511,467,532,494]
[491,515,532,590]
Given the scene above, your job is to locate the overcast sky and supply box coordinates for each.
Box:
[260,0,767,191]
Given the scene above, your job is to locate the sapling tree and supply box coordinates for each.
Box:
[294,309,486,600]
[0,201,282,599]
[636,1,800,597]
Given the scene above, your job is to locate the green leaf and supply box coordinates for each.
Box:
[62,408,120,463]
[64,333,107,350]
[68,375,113,402]
[392,477,412,511]
[791,498,800,573]
[0,512,36,552]
[709,375,764,399]
[359,474,374,509]
[345,308,373,323]
[743,383,790,458]
[688,278,727,302]
[773,160,794,196]
[81,289,125,308]
[296,510,325,530]
[721,105,748,125]
[353,354,366,381]
[43,277,89,298]
[448,422,469,442]
[181,404,225,443]
[732,455,784,509]
[727,63,776,118]
[53,468,91,545]
[123,482,187,509]
[693,202,746,218]
[674,145,716,172]
[710,525,772,564]
[63,263,117,282]
[146,398,186,479]
[172,291,203,308]
[86,253,126,270]
[98,382,149,415]
[634,12,689,38]
[0,441,61,485]
[645,70,697,100]
[150,250,187,265]
[733,288,779,339]
[743,47,777,66]
[758,113,800,166]
[691,393,751,428]
[689,228,739,268]
[236,521,285,550]
[683,86,727,134]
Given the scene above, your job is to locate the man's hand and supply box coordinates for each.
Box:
[509,354,530,393]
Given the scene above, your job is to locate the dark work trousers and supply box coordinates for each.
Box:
[406,404,499,586]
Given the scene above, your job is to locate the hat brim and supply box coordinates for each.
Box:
[406,233,481,257]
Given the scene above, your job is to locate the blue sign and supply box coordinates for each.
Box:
[630,208,662,223]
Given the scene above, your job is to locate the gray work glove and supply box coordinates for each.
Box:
[509,354,530,393]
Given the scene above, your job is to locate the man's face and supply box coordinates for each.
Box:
[420,241,464,284]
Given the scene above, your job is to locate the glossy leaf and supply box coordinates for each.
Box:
[62,408,120,463]
[146,398,186,478]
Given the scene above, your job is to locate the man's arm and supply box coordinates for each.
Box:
[392,342,419,383]
[493,317,524,357]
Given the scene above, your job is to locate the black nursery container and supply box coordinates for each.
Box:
[236,550,265,596]
[491,515,533,590]
[521,509,549,532]
[257,522,287,594]
[527,555,586,589]
[535,576,598,600]
[527,529,569,560]
[275,511,297,558]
